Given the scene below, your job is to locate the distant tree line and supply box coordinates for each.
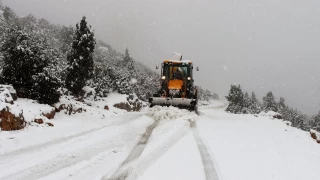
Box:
[197,86,219,101]
[225,84,320,132]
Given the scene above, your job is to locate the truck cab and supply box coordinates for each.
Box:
[149,59,198,110]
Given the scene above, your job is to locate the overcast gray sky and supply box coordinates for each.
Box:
[3,0,320,115]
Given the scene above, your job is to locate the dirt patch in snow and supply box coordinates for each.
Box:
[42,109,55,119]
[34,118,44,124]
[310,130,320,143]
[55,103,86,115]
[46,122,54,127]
[113,102,142,112]
[0,106,25,131]
[113,95,143,112]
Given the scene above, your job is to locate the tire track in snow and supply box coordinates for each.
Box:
[106,106,195,180]
[105,120,160,180]
[125,126,189,180]
[192,127,220,180]
[0,113,145,180]
[0,113,143,162]
[104,120,189,180]
[1,134,123,180]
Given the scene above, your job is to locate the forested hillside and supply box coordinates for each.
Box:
[0,4,159,103]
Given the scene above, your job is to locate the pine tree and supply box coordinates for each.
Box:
[310,111,320,132]
[123,48,135,72]
[225,85,244,114]
[249,92,262,114]
[1,28,49,96]
[212,93,219,100]
[31,71,60,104]
[3,6,16,22]
[280,106,307,130]
[59,26,74,53]
[66,16,96,96]
[242,91,252,114]
[0,1,3,10]
[290,109,307,130]
[278,97,286,112]
[262,91,278,112]
[123,48,131,63]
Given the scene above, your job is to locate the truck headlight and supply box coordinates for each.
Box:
[187,77,191,80]
[162,76,166,80]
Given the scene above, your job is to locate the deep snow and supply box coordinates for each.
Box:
[0,97,319,180]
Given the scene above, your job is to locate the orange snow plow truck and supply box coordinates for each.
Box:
[149,53,199,112]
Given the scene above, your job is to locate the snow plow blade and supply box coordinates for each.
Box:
[149,97,197,110]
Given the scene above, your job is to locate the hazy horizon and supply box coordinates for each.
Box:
[3,0,320,115]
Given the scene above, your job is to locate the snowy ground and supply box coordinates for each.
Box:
[1,97,320,180]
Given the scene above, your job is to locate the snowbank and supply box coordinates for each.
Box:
[17,99,55,123]
[82,86,96,97]
[198,104,320,180]
[0,88,13,104]
[259,110,281,117]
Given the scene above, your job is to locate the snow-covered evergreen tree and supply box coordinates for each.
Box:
[197,87,216,101]
[225,85,244,114]
[249,92,262,114]
[262,91,278,112]
[66,16,96,96]
[280,106,308,130]
[0,5,160,102]
[58,26,74,53]
[212,93,219,100]
[278,97,286,112]
[0,26,60,104]
[31,71,60,104]
[242,91,252,114]
[310,111,320,132]
[123,48,135,73]
[1,28,49,95]
[3,6,16,22]
[123,48,131,63]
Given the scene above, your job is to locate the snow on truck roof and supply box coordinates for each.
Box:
[163,60,193,64]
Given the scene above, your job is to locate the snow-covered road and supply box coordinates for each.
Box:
[1,99,320,180]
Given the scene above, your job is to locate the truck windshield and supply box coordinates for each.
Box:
[163,64,189,79]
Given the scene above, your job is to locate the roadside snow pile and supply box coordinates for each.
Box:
[259,111,283,119]
[82,86,96,99]
[0,88,14,104]
[17,99,55,120]
[16,99,56,127]
[55,96,88,115]
[0,84,17,100]
[199,99,227,110]
[147,106,197,122]
[54,93,145,118]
